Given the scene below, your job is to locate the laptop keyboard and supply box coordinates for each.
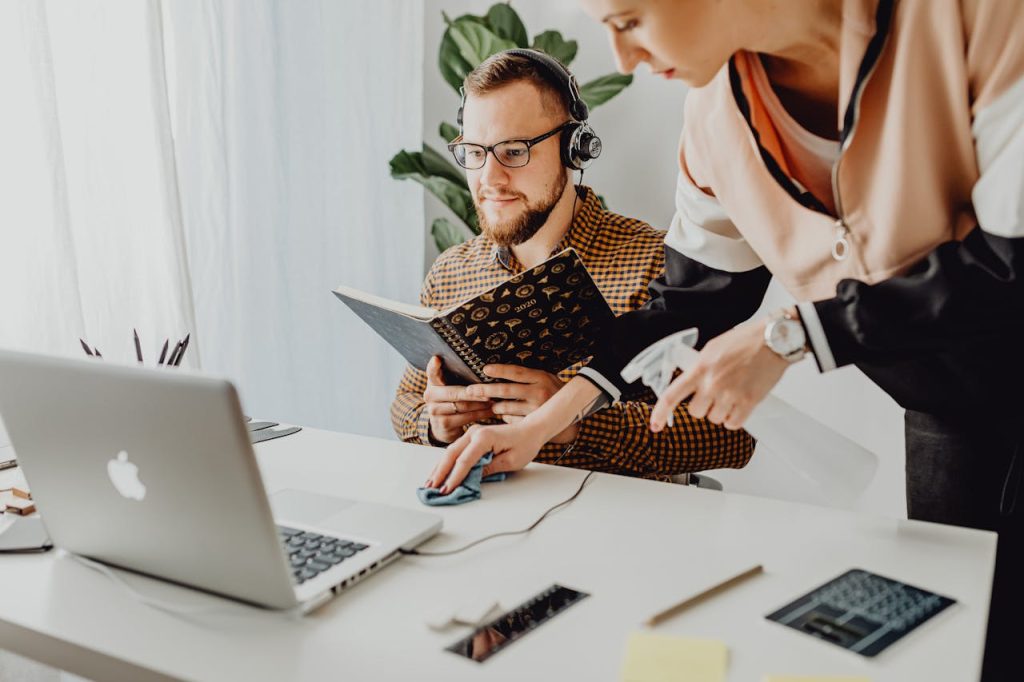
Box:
[277,525,369,585]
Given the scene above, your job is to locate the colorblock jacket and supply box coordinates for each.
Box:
[583,0,1024,417]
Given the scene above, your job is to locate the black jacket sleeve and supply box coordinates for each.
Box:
[814,227,1024,367]
[585,244,772,395]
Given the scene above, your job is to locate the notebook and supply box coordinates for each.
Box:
[333,248,614,384]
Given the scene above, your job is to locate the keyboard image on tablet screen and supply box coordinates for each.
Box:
[766,568,955,657]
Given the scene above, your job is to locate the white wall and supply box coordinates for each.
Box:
[418,1,905,518]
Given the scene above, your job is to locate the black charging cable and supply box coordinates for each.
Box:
[400,470,595,557]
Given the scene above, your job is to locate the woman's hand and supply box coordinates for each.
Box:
[466,365,579,443]
[424,375,605,492]
[650,317,791,431]
[424,421,548,494]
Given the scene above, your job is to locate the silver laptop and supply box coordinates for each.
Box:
[0,349,441,614]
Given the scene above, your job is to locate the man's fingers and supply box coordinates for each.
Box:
[490,399,530,417]
[426,356,445,386]
[454,400,492,414]
[426,400,492,418]
[482,364,537,382]
[465,382,531,401]
[424,385,490,406]
[434,408,493,430]
[422,384,460,403]
[650,372,698,432]
[500,415,524,424]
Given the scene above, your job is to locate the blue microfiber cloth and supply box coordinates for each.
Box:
[417,452,507,506]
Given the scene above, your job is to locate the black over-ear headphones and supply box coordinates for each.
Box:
[457,48,603,171]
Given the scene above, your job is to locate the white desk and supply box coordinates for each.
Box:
[0,428,995,681]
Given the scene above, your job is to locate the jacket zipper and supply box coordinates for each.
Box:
[829,0,895,262]
[829,73,872,263]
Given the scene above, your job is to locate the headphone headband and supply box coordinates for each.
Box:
[501,48,589,121]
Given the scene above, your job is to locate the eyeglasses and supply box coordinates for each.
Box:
[448,122,573,170]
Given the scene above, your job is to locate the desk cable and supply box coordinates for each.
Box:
[400,469,595,558]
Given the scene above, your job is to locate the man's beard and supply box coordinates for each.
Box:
[476,176,568,248]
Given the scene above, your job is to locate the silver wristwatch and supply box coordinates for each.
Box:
[764,310,808,362]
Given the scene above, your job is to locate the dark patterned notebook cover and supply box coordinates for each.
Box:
[333,249,613,385]
[431,249,613,382]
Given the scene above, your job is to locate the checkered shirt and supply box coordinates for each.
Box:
[390,186,754,479]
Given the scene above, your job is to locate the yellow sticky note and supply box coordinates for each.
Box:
[764,677,871,682]
[621,632,728,682]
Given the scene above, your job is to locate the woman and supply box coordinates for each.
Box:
[427,1,1023,676]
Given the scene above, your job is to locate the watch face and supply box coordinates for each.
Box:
[769,318,805,356]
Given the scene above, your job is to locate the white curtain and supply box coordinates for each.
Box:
[0,0,425,440]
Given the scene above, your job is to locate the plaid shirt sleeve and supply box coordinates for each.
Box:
[391,364,433,445]
[535,386,754,480]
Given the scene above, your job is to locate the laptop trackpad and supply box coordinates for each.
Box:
[269,489,356,525]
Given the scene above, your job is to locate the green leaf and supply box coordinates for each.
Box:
[432,217,470,252]
[389,146,477,231]
[420,143,466,187]
[443,11,488,29]
[447,19,517,73]
[439,121,460,143]
[439,25,475,93]
[486,3,528,48]
[438,13,491,92]
[579,72,633,108]
[389,146,466,194]
[531,30,577,66]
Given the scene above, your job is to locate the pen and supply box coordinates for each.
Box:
[174,333,190,366]
[157,339,169,366]
[167,340,183,367]
[644,564,764,627]
[133,328,143,363]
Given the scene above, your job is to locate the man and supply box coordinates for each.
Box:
[391,49,753,479]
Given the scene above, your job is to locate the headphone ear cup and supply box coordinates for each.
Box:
[560,122,583,170]
[564,123,602,170]
[578,126,602,166]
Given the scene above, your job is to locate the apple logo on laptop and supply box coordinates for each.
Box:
[107,450,146,501]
